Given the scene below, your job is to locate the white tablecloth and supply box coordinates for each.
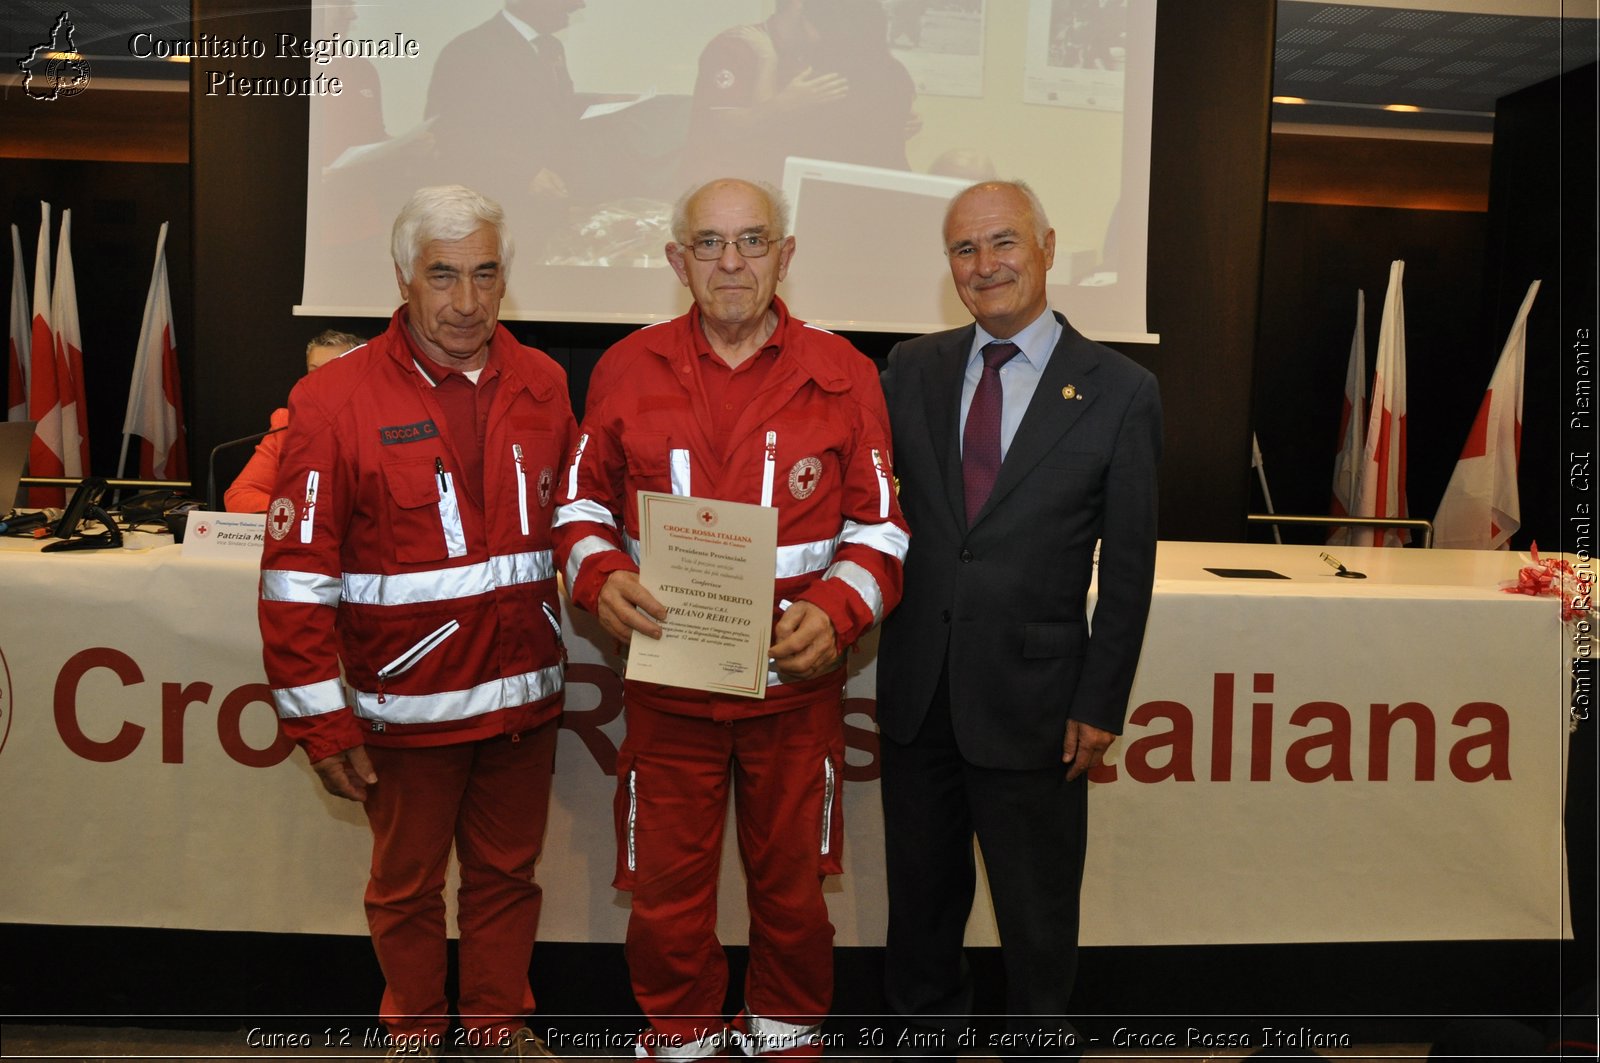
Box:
[0,538,1571,944]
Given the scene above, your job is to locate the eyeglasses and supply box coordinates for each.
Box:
[684,234,773,261]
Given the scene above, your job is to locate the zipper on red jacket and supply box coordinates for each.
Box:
[542,601,567,666]
[760,431,777,507]
[374,619,462,706]
[514,443,530,535]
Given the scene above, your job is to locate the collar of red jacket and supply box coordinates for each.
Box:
[383,307,558,402]
[646,296,852,395]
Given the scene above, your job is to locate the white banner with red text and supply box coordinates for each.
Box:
[0,540,1571,944]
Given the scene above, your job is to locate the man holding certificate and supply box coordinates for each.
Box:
[554,177,908,1059]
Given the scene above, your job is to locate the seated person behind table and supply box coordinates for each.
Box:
[224,330,364,513]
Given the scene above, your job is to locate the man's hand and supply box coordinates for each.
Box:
[597,570,668,644]
[769,600,840,680]
[1062,719,1115,782]
[774,68,850,113]
[312,745,377,802]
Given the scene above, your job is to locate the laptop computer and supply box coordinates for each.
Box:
[0,420,36,512]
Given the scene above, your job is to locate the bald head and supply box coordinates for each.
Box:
[671,178,790,244]
[944,180,1051,249]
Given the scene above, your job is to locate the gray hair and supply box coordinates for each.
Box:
[391,185,514,283]
[670,178,791,245]
[305,329,364,357]
[945,179,1052,247]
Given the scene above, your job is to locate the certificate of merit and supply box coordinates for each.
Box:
[628,491,780,698]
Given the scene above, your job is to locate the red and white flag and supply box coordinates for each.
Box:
[120,222,187,481]
[1433,280,1540,550]
[7,225,28,423]
[27,202,66,506]
[1352,260,1409,547]
[1327,288,1365,546]
[51,208,88,478]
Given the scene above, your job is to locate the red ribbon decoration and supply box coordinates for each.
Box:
[1502,543,1594,623]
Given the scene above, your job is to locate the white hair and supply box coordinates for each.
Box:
[391,185,514,282]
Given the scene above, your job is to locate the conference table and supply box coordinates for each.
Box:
[0,535,1572,946]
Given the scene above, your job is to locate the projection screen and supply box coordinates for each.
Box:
[297,0,1157,342]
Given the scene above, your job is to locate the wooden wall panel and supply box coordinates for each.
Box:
[1268,131,1491,212]
[1,88,188,163]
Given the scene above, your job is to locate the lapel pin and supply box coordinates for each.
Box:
[1062,385,1081,400]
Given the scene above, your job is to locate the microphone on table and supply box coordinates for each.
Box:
[207,426,286,510]
[1319,551,1367,579]
[0,508,63,535]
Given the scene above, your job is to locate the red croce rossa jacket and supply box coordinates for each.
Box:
[553,298,909,719]
[259,309,578,763]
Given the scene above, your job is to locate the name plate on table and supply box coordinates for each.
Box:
[182,511,266,556]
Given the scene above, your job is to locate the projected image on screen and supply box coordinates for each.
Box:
[299,0,1155,341]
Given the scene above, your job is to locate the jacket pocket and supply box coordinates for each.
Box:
[370,619,460,707]
[382,457,464,564]
[376,619,461,681]
[620,433,673,494]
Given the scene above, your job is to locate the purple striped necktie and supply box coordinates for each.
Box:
[962,340,1020,524]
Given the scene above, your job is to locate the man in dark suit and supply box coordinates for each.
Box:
[425,0,585,233]
[876,180,1162,1058]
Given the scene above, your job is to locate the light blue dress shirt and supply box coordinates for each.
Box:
[957,308,1064,460]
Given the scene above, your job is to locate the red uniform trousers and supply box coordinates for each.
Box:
[614,696,845,1055]
[363,720,558,1039]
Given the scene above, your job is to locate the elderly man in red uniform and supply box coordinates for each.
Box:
[259,185,576,1060]
[554,177,908,1059]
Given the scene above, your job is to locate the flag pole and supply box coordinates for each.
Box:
[118,221,169,480]
[1251,432,1282,544]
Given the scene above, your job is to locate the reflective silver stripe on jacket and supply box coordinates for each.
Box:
[670,448,692,496]
[871,447,891,518]
[776,535,838,578]
[824,559,885,623]
[564,534,623,590]
[840,518,910,561]
[760,431,776,507]
[261,569,342,607]
[436,470,467,559]
[340,550,554,607]
[352,664,565,723]
[625,768,638,872]
[821,756,837,854]
[513,443,529,536]
[272,677,347,718]
[553,497,615,529]
[565,432,589,500]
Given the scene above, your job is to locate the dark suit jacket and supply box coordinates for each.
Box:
[876,313,1162,770]
[424,14,581,206]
